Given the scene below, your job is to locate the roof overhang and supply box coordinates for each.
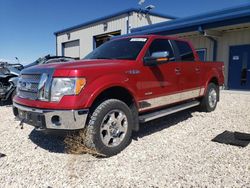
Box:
[129,4,250,36]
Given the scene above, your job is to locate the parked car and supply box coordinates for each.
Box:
[0,55,76,103]
[12,35,224,156]
[0,62,23,102]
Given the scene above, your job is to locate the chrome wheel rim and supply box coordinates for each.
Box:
[100,110,128,147]
[208,88,217,108]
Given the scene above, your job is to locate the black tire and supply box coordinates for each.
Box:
[199,83,219,112]
[84,99,133,156]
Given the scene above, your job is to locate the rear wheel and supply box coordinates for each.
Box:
[84,99,133,156]
[199,83,219,112]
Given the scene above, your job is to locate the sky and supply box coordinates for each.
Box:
[0,0,250,64]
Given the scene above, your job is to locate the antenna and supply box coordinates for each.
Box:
[15,57,20,64]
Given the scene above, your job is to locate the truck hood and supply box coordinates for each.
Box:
[31,59,133,70]
[22,59,135,77]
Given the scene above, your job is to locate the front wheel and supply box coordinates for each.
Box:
[199,83,219,112]
[84,99,133,156]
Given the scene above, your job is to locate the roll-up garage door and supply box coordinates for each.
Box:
[62,40,80,59]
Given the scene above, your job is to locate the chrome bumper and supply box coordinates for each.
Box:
[12,102,89,130]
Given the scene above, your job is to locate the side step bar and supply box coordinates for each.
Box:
[139,100,200,123]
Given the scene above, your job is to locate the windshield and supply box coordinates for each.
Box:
[84,37,147,60]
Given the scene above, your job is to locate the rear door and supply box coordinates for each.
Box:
[172,40,201,100]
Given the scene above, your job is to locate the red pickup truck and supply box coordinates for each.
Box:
[13,35,224,156]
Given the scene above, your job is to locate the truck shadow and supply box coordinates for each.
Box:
[28,108,196,153]
[133,108,195,140]
[29,130,66,153]
[0,100,12,106]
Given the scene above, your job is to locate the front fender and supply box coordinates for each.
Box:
[80,73,138,108]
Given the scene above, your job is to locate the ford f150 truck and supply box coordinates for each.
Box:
[13,35,224,156]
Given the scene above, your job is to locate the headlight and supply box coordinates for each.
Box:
[51,78,86,102]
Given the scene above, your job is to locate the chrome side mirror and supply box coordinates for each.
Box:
[144,51,170,66]
[151,51,169,58]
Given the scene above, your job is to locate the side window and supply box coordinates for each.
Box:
[175,40,195,61]
[196,48,207,61]
[147,39,175,61]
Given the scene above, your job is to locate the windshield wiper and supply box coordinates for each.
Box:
[94,57,117,60]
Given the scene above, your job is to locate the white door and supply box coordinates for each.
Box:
[62,40,80,59]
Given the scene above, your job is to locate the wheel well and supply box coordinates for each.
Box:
[91,86,139,131]
[209,77,219,86]
[92,87,135,107]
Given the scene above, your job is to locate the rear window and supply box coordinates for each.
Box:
[175,41,195,61]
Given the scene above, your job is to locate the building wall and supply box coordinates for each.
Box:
[56,12,170,59]
[217,28,250,87]
[56,14,128,59]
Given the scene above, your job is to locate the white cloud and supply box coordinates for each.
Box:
[138,0,146,5]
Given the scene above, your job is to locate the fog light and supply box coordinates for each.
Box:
[51,115,61,126]
[13,107,18,116]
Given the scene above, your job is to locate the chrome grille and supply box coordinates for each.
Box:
[18,90,38,100]
[20,74,41,81]
[30,83,39,91]
[17,74,41,100]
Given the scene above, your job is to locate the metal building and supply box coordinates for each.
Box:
[130,4,250,90]
[54,8,175,59]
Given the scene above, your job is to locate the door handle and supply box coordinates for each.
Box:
[195,67,200,72]
[175,68,181,74]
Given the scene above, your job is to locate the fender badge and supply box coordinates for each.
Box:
[126,70,141,75]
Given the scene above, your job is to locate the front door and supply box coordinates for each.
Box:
[228,45,250,90]
[138,38,180,111]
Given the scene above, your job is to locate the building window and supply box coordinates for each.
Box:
[93,30,121,49]
[196,48,207,61]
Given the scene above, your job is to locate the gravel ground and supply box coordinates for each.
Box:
[0,91,249,187]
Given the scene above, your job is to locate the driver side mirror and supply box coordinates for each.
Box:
[144,51,170,66]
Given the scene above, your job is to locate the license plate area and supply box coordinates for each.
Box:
[19,110,28,120]
[17,109,46,129]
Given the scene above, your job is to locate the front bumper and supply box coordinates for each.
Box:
[12,102,89,130]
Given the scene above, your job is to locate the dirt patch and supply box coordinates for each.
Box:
[64,129,103,157]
